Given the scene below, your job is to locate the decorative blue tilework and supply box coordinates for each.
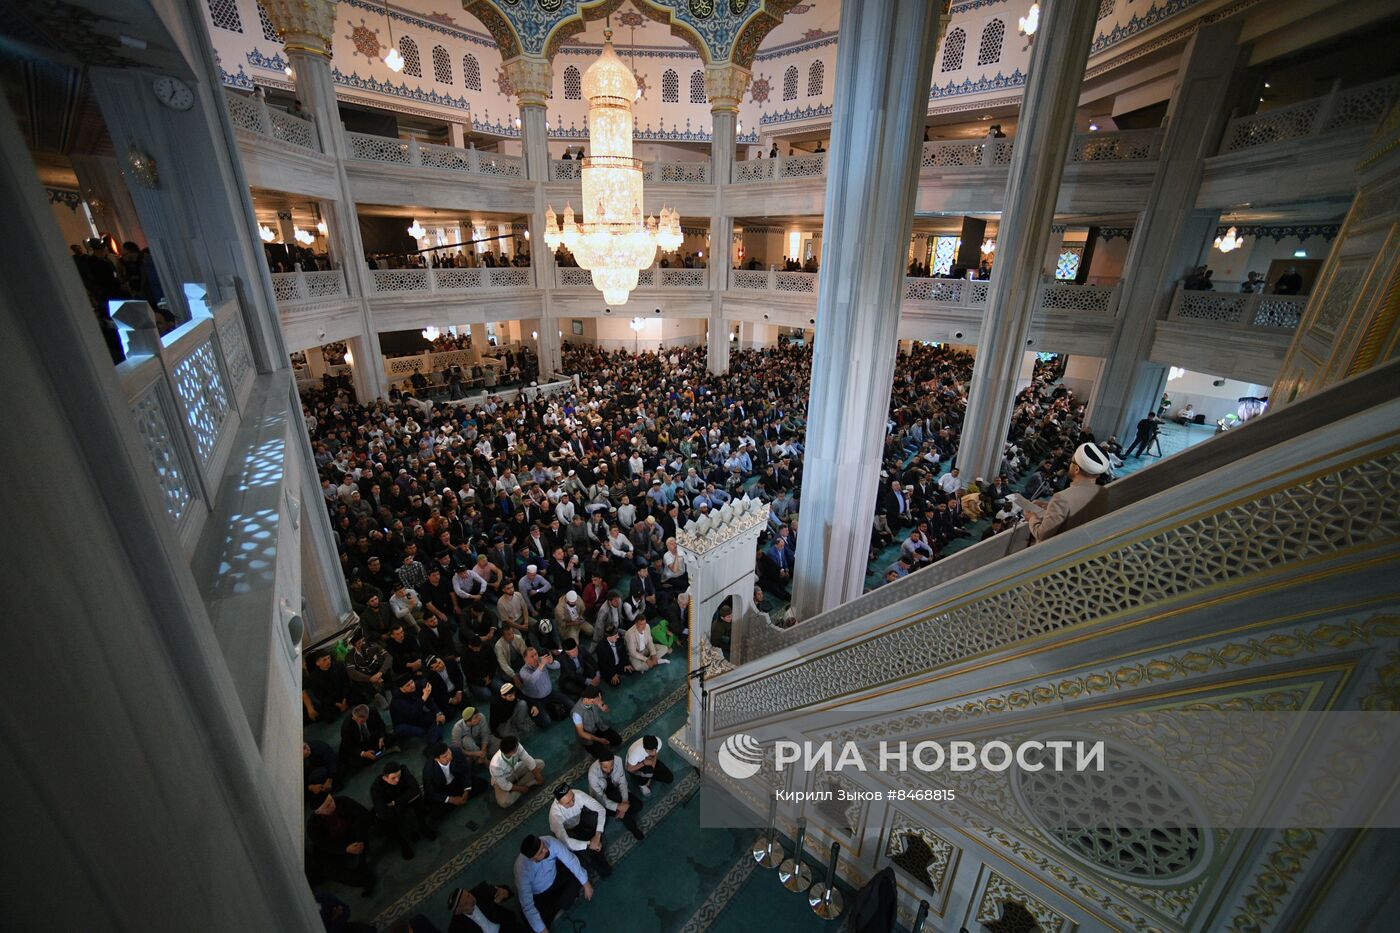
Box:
[928,69,1025,100]
[246,47,288,72]
[758,103,831,126]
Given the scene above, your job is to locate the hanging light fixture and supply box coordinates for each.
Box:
[1018,3,1040,36]
[981,240,996,254]
[316,219,328,236]
[293,228,314,245]
[382,0,404,72]
[422,325,441,341]
[258,224,276,242]
[542,28,679,305]
[407,218,427,239]
[1213,226,1243,253]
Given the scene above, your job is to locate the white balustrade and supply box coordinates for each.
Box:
[643,160,711,183]
[553,266,708,289]
[223,89,316,150]
[921,139,993,168]
[1068,128,1161,162]
[732,158,775,184]
[345,131,522,178]
[549,159,581,181]
[778,152,826,179]
[1220,77,1400,153]
[731,268,772,289]
[270,269,348,304]
[1035,281,1120,315]
[1166,283,1306,332]
[368,266,538,295]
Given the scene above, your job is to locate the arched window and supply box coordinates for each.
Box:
[256,2,280,42]
[807,60,824,97]
[432,45,452,84]
[977,19,1005,66]
[690,70,706,103]
[783,65,798,101]
[208,0,243,33]
[564,65,582,100]
[662,69,679,102]
[941,27,965,72]
[399,37,422,77]
[463,54,482,91]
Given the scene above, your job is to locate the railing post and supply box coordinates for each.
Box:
[467,143,480,173]
[1311,77,1344,136]
[428,268,437,294]
[1241,293,1259,329]
[775,152,786,179]
[983,139,997,167]
[295,267,308,301]
[768,267,776,290]
[253,87,273,136]
[407,135,421,166]
[1166,282,1185,321]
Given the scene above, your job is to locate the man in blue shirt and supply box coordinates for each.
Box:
[514,834,592,932]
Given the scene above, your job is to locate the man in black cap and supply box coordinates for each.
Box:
[587,751,644,841]
[307,792,376,896]
[594,623,634,686]
[371,761,437,860]
[557,636,600,700]
[445,882,526,933]
[547,783,612,878]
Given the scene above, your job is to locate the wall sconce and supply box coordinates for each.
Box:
[126,144,159,188]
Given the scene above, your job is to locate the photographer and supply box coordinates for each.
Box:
[1122,411,1162,459]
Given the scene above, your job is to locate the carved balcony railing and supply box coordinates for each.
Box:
[346,132,524,178]
[368,265,534,295]
[730,151,828,183]
[270,269,348,305]
[115,291,257,550]
[1218,76,1400,154]
[550,158,711,183]
[1166,283,1307,332]
[1068,127,1161,162]
[555,266,710,289]
[728,268,821,295]
[223,89,318,151]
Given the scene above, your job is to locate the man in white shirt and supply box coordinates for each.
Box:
[624,734,673,797]
[938,467,964,496]
[489,736,546,808]
[444,883,521,933]
[518,564,553,614]
[625,615,670,670]
[555,493,576,526]
[547,783,612,877]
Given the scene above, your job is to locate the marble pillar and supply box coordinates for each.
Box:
[506,55,562,377]
[789,0,942,619]
[954,0,1101,481]
[705,63,749,374]
[1087,22,1247,438]
[264,0,389,401]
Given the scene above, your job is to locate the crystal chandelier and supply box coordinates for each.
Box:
[543,31,681,305]
[1213,226,1243,253]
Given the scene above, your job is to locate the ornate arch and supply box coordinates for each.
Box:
[730,0,804,69]
[462,0,801,66]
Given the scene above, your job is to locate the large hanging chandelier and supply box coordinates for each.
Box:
[543,31,681,305]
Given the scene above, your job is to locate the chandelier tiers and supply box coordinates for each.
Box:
[542,33,681,305]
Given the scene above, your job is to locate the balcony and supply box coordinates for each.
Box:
[1150,284,1307,383]
[369,265,535,295]
[549,158,711,184]
[554,266,710,290]
[223,89,318,151]
[269,269,349,304]
[1198,77,1400,208]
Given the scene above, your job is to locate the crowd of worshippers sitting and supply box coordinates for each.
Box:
[302,530,680,929]
[863,352,1114,587]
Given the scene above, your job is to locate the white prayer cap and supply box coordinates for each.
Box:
[566,590,579,604]
[526,564,538,574]
[1073,442,1109,476]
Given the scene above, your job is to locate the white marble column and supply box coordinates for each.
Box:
[789,0,942,619]
[68,153,146,246]
[705,64,749,374]
[1088,22,1247,438]
[506,55,563,376]
[953,0,1102,481]
[264,0,389,401]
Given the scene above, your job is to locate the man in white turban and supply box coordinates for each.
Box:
[1018,442,1110,542]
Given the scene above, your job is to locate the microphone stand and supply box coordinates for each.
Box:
[688,665,708,776]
